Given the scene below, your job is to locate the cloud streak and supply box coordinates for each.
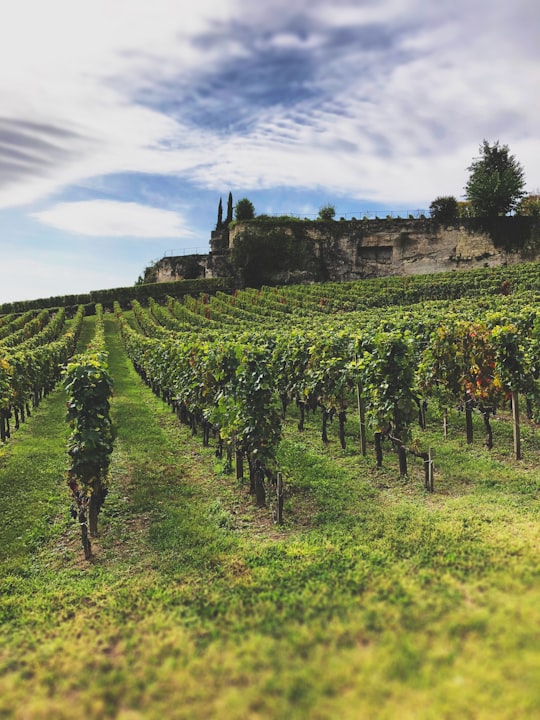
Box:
[33,200,195,238]
[2,0,538,208]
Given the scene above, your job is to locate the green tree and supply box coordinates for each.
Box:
[429,196,458,225]
[318,204,336,221]
[465,140,526,218]
[226,192,234,224]
[216,197,223,230]
[235,198,255,221]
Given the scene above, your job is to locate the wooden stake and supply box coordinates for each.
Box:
[398,444,407,477]
[512,390,521,461]
[276,472,284,524]
[255,467,266,507]
[465,395,474,444]
[235,449,244,480]
[374,432,383,467]
[356,385,367,456]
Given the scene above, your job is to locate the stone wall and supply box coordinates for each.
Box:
[143,254,208,283]
[144,217,539,286]
[228,218,526,282]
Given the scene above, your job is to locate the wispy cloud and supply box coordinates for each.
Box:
[2,0,538,210]
[32,200,195,238]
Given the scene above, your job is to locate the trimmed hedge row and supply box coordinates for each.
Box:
[0,277,235,315]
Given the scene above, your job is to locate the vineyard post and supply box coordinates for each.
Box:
[338,408,347,450]
[425,447,434,492]
[398,445,407,477]
[512,391,521,460]
[374,432,383,467]
[297,401,305,431]
[254,461,266,507]
[321,406,330,444]
[235,447,244,479]
[465,394,474,444]
[280,394,288,420]
[356,383,367,456]
[275,471,284,524]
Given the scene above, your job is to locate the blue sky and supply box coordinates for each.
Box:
[1,0,539,303]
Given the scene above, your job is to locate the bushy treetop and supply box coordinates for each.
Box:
[465,140,525,218]
[429,196,458,225]
[235,198,255,221]
[318,204,336,221]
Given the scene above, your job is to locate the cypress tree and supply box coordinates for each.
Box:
[216,197,223,230]
[226,192,233,225]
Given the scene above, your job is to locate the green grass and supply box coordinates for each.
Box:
[0,314,539,719]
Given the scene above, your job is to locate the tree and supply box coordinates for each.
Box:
[226,192,234,225]
[429,196,458,225]
[465,140,526,218]
[318,204,336,221]
[235,198,255,221]
[216,197,223,230]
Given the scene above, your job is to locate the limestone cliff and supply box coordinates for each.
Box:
[143,217,540,286]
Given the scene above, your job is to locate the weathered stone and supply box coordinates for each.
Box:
[143,217,539,286]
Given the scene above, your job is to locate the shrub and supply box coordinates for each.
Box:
[429,196,458,225]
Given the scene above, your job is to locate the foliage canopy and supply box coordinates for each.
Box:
[429,196,458,225]
[318,204,336,221]
[235,197,255,221]
[465,140,525,218]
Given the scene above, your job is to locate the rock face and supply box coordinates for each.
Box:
[144,217,539,285]
[143,254,208,283]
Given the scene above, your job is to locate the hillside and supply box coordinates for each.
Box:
[1,266,540,718]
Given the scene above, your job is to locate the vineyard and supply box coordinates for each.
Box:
[1,263,540,718]
[118,260,540,495]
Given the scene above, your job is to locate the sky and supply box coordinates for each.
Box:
[1,0,539,304]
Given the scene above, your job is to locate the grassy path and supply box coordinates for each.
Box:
[0,313,539,718]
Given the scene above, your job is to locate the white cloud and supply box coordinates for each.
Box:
[0,0,538,212]
[184,0,540,202]
[0,0,236,207]
[32,200,195,238]
[311,0,411,27]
